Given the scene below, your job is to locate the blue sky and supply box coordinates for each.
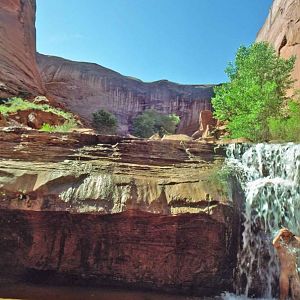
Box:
[36,0,273,84]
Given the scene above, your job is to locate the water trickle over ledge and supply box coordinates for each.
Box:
[226,143,300,298]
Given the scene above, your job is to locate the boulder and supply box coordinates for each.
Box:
[161,134,192,141]
[8,110,66,129]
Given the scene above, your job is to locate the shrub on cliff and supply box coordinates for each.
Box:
[212,42,295,141]
[92,109,117,134]
[40,119,78,133]
[0,97,76,121]
[0,97,78,130]
[268,101,300,142]
[132,109,180,138]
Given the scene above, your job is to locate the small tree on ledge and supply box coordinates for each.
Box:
[92,109,117,134]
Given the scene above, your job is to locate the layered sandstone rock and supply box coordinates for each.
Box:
[0,128,226,214]
[37,54,214,135]
[0,0,44,97]
[256,0,300,90]
[0,128,238,295]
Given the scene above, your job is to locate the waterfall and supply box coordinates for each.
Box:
[226,143,300,298]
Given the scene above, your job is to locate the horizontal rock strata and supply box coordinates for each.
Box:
[0,129,226,215]
[0,128,238,295]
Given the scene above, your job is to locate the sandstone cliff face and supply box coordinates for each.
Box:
[256,0,300,90]
[0,0,44,98]
[37,54,214,135]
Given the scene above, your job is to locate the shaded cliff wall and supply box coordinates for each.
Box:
[256,0,300,90]
[37,54,214,135]
[0,208,236,296]
[0,0,44,97]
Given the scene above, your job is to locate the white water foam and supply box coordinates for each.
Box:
[226,143,300,298]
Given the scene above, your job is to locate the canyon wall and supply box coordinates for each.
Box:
[0,0,215,134]
[256,0,300,90]
[37,54,214,135]
[0,0,44,98]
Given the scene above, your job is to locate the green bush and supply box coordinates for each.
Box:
[0,97,75,121]
[132,109,180,138]
[268,101,300,142]
[92,109,117,134]
[40,119,78,133]
[212,42,295,142]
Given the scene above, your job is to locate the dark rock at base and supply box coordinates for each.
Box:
[0,208,237,296]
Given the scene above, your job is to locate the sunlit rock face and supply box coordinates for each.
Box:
[0,129,227,215]
[256,0,300,90]
[0,0,44,97]
[0,0,215,134]
[37,54,215,135]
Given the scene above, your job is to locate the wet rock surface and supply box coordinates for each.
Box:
[0,208,236,296]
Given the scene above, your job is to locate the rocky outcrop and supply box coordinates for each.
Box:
[0,128,238,295]
[37,54,214,135]
[256,0,300,90]
[192,110,217,140]
[0,128,226,214]
[0,0,44,98]
[6,109,66,129]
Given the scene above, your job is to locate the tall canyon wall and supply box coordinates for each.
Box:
[256,0,300,90]
[0,0,44,98]
[0,0,214,134]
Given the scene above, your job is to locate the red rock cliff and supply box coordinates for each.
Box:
[37,54,214,135]
[256,0,300,90]
[0,0,44,97]
[0,0,215,134]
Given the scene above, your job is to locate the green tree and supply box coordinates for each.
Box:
[268,101,300,142]
[132,109,180,138]
[212,42,295,141]
[92,109,117,134]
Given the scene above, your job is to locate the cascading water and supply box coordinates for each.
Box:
[226,143,300,299]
